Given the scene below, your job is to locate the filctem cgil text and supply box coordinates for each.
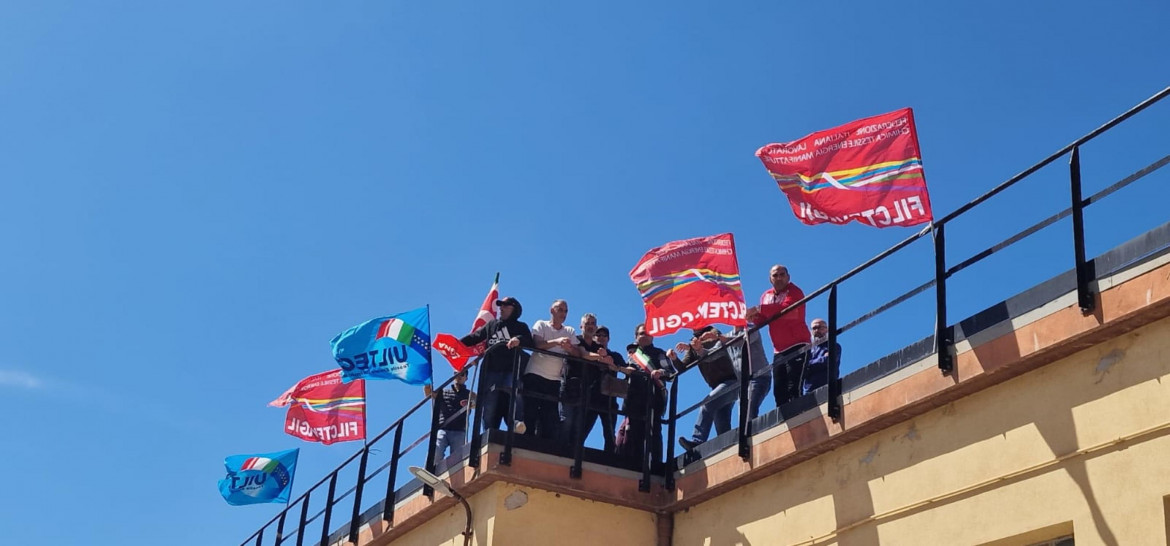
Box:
[647,301,748,335]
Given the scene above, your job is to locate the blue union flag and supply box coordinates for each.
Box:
[218,448,299,506]
[331,305,433,385]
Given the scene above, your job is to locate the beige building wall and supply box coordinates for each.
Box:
[388,482,658,545]
[391,482,500,546]
[491,485,658,546]
[674,316,1170,546]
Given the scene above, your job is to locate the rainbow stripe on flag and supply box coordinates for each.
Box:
[298,395,365,416]
[636,269,743,306]
[769,158,925,193]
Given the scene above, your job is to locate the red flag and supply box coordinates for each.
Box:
[756,108,933,228]
[629,233,747,337]
[433,333,475,372]
[436,273,499,371]
[269,370,365,445]
[467,273,500,354]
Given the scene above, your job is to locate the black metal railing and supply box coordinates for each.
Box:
[238,368,464,546]
[662,84,1170,468]
[240,85,1169,545]
[465,343,665,490]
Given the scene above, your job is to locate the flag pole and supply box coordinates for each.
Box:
[284,449,300,505]
[467,273,497,413]
[423,303,435,399]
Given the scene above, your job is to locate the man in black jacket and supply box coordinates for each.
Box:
[620,323,676,464]
[459,297,533,433]
[563,315,621,451]
[676,326,738,451]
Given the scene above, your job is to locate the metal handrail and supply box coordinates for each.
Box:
[664,85,1169,464]
[241,85,1170,545]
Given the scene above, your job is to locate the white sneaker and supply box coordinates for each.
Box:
[513,421,527,435]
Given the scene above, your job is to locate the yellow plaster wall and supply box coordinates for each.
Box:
[387,482,658,546]
[674,316,1170,546]
[490,485,659,546]
[390,482,500,546]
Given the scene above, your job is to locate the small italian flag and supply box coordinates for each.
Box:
[630,349,653,373]
[377,318,416,345]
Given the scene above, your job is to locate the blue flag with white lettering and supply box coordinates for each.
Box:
[218,448,299,506]
[331,305,433,385]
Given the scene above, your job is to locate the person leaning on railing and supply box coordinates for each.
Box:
[747,264,810,410]
[563,314,621,451]
[525,299,581,440]
[619,323,678,463]
[590,325,624,452]
[727,323,771,420]
[675,325,738,452]
[803,318,840,395]
[459,296,533,435]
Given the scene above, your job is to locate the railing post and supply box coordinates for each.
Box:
[570,367,588,479]
[319,472,338,546]
[423,391,441,499]
[828,284,842,422]
[1070,146,1096,313]
[738,329,752,461]
[348,447,370,544]
[468,364,486,470]
[295,492,310,546]
[274,508,287,546]
[502,349,522,466]
[382,423,405,526]
[638,390,653,492]
[254,527,263,546]
[934,224,953,374]
[665,377,679,489]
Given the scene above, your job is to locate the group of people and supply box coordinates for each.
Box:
[430,264,842,471]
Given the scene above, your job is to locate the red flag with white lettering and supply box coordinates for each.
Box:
[629,233,747,337]
[435,273,499,371]
[756,108,933,228]
[269,370,366,445]
[433,333,475,372]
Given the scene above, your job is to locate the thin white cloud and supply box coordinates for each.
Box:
[0,369,211,432]
[0,370,43,390]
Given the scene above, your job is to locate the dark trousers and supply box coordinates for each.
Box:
[623,414,663,465]
[522,374,562,440]
[564,396,618,453]
[594,400,617,452]
[479,370,517,431]
[773,347,809,408]
[621,391,663,465]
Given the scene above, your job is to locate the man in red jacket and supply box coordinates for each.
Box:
[747,264,810,409]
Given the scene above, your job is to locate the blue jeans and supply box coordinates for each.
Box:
[748,371,771,421]
[433,428,467,473]
[689,379,738,443]
[479,371,522,430]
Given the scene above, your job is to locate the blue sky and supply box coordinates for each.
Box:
[2,1,1168,544]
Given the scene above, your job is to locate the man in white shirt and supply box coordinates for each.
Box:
[523,299,581,440]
